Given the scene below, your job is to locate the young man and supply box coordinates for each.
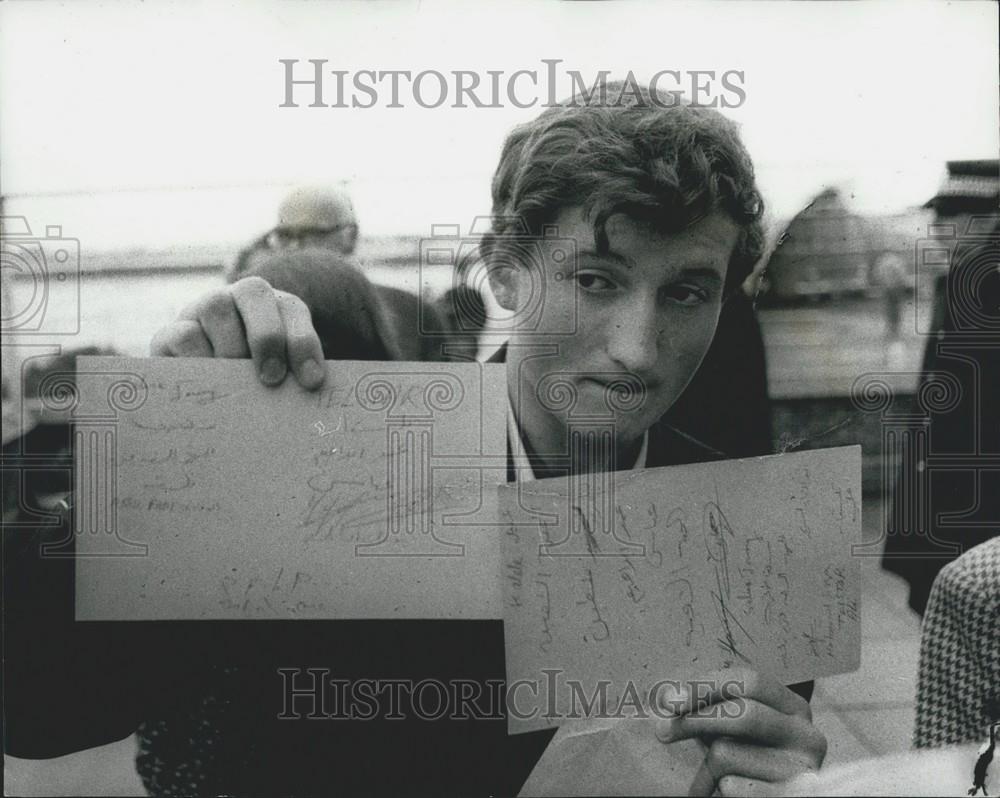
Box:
[147,83,826,794]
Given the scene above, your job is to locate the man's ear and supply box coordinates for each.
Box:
[487,264,520,312]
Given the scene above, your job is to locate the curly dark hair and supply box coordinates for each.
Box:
[482,80,765,293]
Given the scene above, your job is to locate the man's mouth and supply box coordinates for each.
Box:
[577,375,655,407]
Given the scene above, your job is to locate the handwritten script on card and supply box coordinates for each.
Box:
[498,446,861,733]
[73,356,506,620]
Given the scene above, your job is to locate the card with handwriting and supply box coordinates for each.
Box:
[73,356,506,620]
[498,446,861,733]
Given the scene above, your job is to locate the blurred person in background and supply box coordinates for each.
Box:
[436,284,488,361]
[1,229,119,518]
[873,249,909,343]
[229,185,359,281]
[229,184,470,361]
[882,160,999,615]
[241,248,448,362]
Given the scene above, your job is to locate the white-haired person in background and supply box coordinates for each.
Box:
[228,184,359,282]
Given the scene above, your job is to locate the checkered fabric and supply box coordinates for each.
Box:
[915,537,1000,748]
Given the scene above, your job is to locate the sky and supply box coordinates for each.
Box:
[1,0,997,250]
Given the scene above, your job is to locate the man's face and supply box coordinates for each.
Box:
[499,206,740,447]
[271,194,359,255]
[268,223,358,255]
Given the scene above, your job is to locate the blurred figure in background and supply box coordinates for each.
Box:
[873,249,909,343]
[882,160,999,615]
[1,262,23,436]
[229,185,359,281]
[229,185,483,361]
[436,285,487,361]
[1,233,120,519]
[240,248,446,362]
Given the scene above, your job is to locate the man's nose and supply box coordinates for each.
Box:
[606,298,659,374]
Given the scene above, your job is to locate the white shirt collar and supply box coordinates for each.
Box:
[506,397,649,483]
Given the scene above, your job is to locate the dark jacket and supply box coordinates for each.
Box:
[881,226,1000,614]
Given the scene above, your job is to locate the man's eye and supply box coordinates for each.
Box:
[662,285,710,305]
[574,273,616,291]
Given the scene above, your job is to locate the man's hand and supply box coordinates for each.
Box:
[150,276,326,389]
[653,669,827,796]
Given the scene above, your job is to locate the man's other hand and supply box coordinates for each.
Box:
[654,669,827,796]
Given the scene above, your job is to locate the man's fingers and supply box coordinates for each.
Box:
[229,277,287,384]
[179,288,250,361]
[764,771,823,797]
[687,739,817,797]
[151,277,324,390]
[657,698,824,760]
[275,291,326,389]
[705,738,816,784]
[657,669,811,720]
[150,320,212,358]
[687,758,716,797]
[718,775,791,797]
